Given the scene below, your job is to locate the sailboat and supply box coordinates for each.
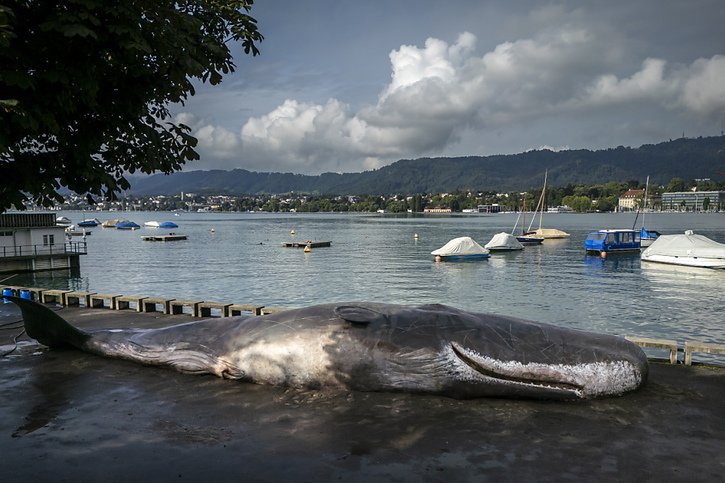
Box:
[511,196,544,245]
[524,170,570,239]
[633,176,661,247]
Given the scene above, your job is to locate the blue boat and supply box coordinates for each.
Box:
[116,221,140,230]
[158,221,179,229]
[640,227,661,248]
[585,229,641,255]
[77,219,99,227]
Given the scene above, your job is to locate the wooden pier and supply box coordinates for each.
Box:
[281,240,331,248]
[1,286,285,317]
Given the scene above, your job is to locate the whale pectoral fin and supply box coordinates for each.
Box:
[334,305,388,325]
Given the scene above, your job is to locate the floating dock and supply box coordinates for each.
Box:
[282,240,332,248]
[141,234,188,242]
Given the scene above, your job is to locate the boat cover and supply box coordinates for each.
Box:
[527,228,570,239]
[485,232,524,250]
[116,221,140,229]
[431,236,489,256]
[642,231,725,259]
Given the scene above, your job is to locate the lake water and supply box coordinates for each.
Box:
[4,211,725,360]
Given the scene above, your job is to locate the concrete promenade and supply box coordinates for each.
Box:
[0,305,723,481]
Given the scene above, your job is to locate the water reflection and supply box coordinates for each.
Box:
[642,262,725,300]
[582,253,640,274]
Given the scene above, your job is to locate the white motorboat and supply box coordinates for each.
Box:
[641,230,725,269]
[485,232,524,251]
[431,236,490,261]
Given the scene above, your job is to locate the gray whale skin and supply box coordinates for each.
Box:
[9,296,647,400]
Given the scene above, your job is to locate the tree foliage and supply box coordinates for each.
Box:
[126,136,725,197]
[0,0,262,212]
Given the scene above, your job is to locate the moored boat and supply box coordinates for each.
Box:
[102,218,122,228]
[585,229,640,255]
[524,228,570,239]
[77,218,100,227]
[639,228,661,248]
[517,235,545,245]
[485,232,524,251]
[633,176,660,248]
[511,197,544,245]
[116,220,140,230]
[431,236,490,261]
[525,170,570,239]
[145,221,179,229]
[55,216,72,227]
[641,230,725,269]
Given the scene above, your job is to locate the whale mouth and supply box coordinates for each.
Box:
[450,342,584,394]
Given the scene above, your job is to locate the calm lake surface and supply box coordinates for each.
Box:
[5,211,725,359]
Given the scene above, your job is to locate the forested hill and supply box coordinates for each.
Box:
[129,136,725,196]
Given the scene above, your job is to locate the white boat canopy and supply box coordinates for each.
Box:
[642,231,725,260]
[431,236,489,257]
[485,232,524,250]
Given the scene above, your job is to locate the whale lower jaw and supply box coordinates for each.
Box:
[449,342,643,399]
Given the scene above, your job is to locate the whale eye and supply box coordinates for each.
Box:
[334,305,388,325]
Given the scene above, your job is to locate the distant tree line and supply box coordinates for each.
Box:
[53,177,724,213]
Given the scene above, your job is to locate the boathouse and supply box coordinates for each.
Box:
[0,212,87,273]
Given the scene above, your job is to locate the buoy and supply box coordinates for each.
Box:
[600,251,607,259]
[2,287,13,303]
[290,229,296,235]
[414,233,419,239]
[435,255,441,262]
[20,289,31,300]
[304,244,311,253]
[210,228,216,233]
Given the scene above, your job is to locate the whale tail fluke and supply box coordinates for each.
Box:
[7,296,89,348]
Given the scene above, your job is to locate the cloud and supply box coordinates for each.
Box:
[182,24,725,174]
[678,55,725,115]
[577,58,672,106]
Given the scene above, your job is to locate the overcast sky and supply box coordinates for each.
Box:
[172,0,725,174]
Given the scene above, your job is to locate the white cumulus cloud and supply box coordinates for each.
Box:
[181,25,725,173]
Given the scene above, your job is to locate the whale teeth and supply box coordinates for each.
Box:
[450,343,583,393]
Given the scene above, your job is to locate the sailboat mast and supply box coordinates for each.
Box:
[538,169,548,230]
[632,175,649,230]
[522,196,526,235]
[642,175,649,228]
[526,170,547,233]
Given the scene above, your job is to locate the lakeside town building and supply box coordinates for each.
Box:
[660,191,725,212]
[617,189,645,211]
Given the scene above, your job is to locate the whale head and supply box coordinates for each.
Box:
[332,303,648,399]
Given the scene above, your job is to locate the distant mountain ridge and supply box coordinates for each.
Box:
[128,136,725,196]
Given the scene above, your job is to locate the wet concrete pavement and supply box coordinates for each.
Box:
[1,305,724,481]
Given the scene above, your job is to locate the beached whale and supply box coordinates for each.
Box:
[8,296,647,399]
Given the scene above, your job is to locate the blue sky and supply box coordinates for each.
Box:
[173,0,725,174]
